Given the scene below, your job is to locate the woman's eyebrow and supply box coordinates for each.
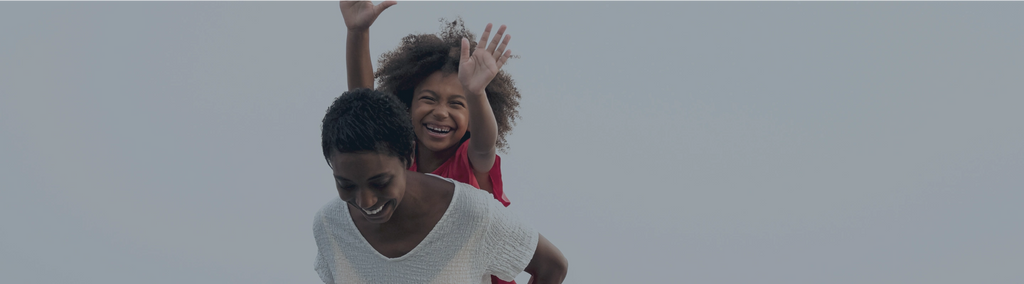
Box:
[368,173,392,182]
[335,173,391,182]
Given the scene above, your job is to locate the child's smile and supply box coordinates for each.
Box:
[411,71,470,152]
[424,123,453,138]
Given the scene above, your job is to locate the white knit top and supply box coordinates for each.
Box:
[313,175,539,284]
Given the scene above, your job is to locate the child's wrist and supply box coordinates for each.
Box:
[347,28,370,35]
[463,87,486,98]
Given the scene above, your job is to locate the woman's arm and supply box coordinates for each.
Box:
[459,23,512,174]
[339,1,395,91]
[523,234,569,284]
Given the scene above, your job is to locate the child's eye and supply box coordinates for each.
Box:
[419,97,436,103]
[371,182,389,189]
[451,101,465,107]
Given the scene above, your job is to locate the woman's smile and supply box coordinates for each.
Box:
[361,201,387,215]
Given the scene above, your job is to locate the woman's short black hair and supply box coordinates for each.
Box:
[321,88,415,167]
[375,18,521,151]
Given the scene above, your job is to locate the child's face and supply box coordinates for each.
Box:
[410,71,470,153]
[329,150,407,224]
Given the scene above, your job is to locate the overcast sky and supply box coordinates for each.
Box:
[2,2,1022,283]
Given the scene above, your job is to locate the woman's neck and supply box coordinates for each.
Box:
[380,171,452,229]
[415,141,461,173]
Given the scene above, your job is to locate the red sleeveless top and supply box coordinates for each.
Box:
[409,139,516,284]
[409,139,510,207]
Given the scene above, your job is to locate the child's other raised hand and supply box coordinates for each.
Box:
[459,23,512,96]
[339,1,396,31]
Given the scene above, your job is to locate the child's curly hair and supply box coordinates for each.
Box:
[375,18,521,151]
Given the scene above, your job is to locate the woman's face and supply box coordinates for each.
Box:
[410,71,470,153]
[329,150,407,224]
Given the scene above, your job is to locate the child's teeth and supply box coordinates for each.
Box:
[427,125,450,133]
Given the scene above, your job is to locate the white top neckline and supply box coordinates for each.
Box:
[313,175,539,283]
[340,174,459,261]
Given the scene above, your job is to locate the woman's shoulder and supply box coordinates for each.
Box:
[454,182,507,220]
[313,198,350,235]
[316,197,347,217]
[424,173,496,213]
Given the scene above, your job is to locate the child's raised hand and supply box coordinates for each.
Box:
[459,23,512,96]
[339,0,396,31]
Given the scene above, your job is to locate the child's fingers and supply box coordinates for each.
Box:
[497,49,512,70]
[374,1,396,14]
[477,23,493,51]
[492,34,511,59]
[486,24,507,55]
[460,38,470,63]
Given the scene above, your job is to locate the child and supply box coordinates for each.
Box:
[313,89,567,283]
[339,1,520,209]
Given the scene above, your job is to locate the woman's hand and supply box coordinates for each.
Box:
[459,23,512,96]
[339,1,396,32]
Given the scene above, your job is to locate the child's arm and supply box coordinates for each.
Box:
[459,23,512,175]
[339,1,395,91]
[524,234,569,284]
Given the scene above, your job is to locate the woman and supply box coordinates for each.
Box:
[314,88,568,284]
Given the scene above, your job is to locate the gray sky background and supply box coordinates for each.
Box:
[2,2,1022,283]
